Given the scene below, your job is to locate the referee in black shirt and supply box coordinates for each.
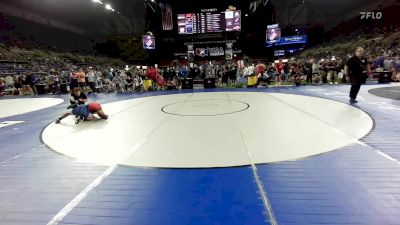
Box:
[346,47,368,104]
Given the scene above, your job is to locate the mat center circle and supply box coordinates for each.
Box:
[161,99,249,116]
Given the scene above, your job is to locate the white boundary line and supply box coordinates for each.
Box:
[46,139,146,225]
[1,98,152,166]
[46,93,195,225]
[0,120,25,128]
[225,93,277,225]
[0,144,44,166]
[267,92,400,165]
[299,86,400,164]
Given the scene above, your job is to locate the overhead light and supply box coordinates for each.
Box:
[105,4,112,10]
[151,0,155,2]
[92,0,103,4]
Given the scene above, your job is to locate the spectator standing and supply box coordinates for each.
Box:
[304,61,313,84]
[86,69,96,93]
[157,75,166,91]
[255,62,266,86]
[205,65,214,78]
[107,69,114,80]
[275,60,284,86]
[383,56,392,72]
[222,66,229,86]
[133,74,143,92]
[27,72,38,95]
[126,75,133,91]
[0,77,5,96]
[77,68,86,89]
[179,66,189,78]
[312,60,320,79]
[113,73,125,92]
[21,74,31,95]
[193,65,201,79]
[14,75,22,95]
[70,70,79,90]
[229,65,237,84]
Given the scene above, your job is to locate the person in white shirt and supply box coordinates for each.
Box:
[383,57,393,72]
[243,66,249,77]
[246,64,255,76]
[395,58,400,82]
[4,75,14,88]
[312,61,320,75]
[120,71,128,80]
[113,74,125,92]
[86,69,96,93]
[0,77,5,96]
[133,75,143,92]
[205,65,215,78]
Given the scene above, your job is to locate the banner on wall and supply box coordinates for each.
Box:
[209,47,224,56]
[195,48,209,57]
[195,47,224,57]
[267,35,307,47]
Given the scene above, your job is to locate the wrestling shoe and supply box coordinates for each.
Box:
[67,103,77,109]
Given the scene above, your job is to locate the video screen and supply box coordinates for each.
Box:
[266,24,281,45]
[142,35,155,50]
[225,10,241,32]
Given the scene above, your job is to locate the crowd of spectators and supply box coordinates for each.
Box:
[297,16,400,83]
[2,50,400,96]
[2,22,400,96]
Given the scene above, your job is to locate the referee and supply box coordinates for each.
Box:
[346,47,368,104]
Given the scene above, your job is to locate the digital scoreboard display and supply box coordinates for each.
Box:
[178,10,241,35]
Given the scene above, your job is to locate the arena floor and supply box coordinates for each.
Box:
[1,83,400,225]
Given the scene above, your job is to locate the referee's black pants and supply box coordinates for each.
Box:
[349,83,361,100]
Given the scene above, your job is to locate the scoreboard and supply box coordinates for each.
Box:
[178,10,241,35]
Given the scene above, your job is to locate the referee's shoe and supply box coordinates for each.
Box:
[349,98,358,104]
